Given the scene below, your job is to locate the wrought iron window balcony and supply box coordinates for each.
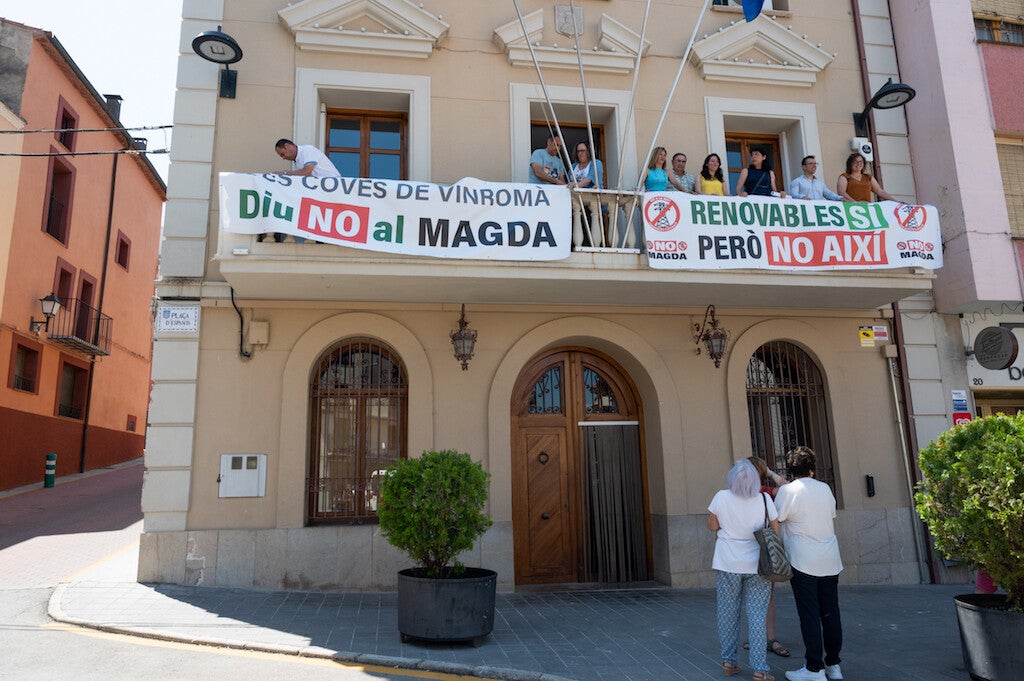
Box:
[47,298,112,356]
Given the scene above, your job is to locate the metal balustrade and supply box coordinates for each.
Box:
[47,298,112,356]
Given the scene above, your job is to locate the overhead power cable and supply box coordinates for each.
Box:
[0,124,173,135]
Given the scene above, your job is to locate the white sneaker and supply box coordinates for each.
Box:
[785,667,826,681]
[825,664,843,680]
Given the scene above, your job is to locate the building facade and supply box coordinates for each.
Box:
[0,19,165,491]
[142,0,954,590]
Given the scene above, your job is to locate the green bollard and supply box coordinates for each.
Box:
[44,452,57,488]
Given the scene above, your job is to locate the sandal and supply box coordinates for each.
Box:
[723,661,741,676]
[753,673,775,681]
[767,639,790,657]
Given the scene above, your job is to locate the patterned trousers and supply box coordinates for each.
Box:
[716,570,772,673]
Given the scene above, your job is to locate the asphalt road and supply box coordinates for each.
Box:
[0,462,469,681]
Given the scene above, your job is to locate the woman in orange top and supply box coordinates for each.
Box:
[837,152,895,202]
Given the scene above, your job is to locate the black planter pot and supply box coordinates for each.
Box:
[954,593,1024,681]
[397,567,497,646]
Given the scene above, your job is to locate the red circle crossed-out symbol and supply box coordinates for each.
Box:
[644,196,680,231]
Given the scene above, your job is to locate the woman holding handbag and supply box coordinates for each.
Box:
[708,459,779,681]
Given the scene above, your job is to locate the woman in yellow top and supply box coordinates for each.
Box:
[698,153,730,195]
[837,152,895,202]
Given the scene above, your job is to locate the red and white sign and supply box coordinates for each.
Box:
[952,412,973,425]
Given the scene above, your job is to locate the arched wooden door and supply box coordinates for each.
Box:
[511,348,651,585]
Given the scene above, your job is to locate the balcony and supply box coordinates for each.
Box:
[214,187,935,311]
[48,298,112,357]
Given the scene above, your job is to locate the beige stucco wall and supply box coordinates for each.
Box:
[138,300,919,590]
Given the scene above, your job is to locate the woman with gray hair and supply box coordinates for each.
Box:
[708,459,780,681]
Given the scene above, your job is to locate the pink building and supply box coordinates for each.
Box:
[0,19,165,490]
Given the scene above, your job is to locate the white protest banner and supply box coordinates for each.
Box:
[642,194,942,271]
[219,173,571,261]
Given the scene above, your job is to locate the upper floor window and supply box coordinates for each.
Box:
[55,97,79,151]
[115,230,131,270]
[713,0,787,11]
[44,155,75,245]
[57,357,89,419]
[326,110,407,180]
[976,17,1024,44]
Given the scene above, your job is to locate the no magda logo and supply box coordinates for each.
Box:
[645,196,680,231]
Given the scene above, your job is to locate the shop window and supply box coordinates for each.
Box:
[57,358,89,419]
[308,338,408,523]
[326,110,407,180]
[115,230,131,270]
[746,340,837,495]
[9,339,41,393]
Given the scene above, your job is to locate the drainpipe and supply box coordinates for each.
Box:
[851,0,933,583]
[78,152,118,473]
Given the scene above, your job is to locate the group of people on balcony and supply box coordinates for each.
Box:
[529,134,895,204]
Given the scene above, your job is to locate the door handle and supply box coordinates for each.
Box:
[541,512,550,520]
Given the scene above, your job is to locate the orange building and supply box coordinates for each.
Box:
[0,19,165,490]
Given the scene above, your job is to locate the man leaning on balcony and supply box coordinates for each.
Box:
[789,156,846,202]
[529,135,567,185]
[262,138,343,243]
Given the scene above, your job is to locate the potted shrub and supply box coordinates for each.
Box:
[378,449,496,646]
[915,413,1024,681]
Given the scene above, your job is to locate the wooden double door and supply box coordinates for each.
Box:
[511,349,651,585]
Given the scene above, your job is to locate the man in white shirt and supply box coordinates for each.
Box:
[274,138,342,178]
[775,446,844,681]
[264,139,343,242]
[788,156,845,202]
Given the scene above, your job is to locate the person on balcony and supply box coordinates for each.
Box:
[836,152,895,202]
[789,156,845,202]
[570,142,603,189]
[737,148,786,198]
[265,138,341,243]
[667,152,696,193]
[640,147,688,191]
[529,135,567,185]
[698,153,730,196]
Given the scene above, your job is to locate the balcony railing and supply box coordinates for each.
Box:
[568,188,644,250]
[48,298,111,356]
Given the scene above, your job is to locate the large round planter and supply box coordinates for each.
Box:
[397,567,497,646]
[954,593,1024,681]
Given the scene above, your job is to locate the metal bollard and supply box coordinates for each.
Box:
[44,452,57,488]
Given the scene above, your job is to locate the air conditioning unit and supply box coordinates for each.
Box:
[850,137,874,162]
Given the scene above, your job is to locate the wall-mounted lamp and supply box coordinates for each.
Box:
[30,293,62,334]
[693,304,729,368]
[450,304,478,371]
[852,78,916,138]
[191,26,243,99]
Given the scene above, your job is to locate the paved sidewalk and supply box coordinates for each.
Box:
[50,547,970,681]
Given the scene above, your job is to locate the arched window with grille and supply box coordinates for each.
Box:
[308,338,407,523]
[745,341,837,494]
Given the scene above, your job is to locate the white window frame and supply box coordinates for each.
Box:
[294,68,431,181]
[704,97,820,192]
[510,82,639,190]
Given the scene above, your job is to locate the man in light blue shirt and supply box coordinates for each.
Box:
[529,135,567,185]
[789,156,845,201]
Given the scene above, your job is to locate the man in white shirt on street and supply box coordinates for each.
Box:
[775,446,844,681]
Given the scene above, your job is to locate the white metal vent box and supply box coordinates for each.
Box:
[218,453,267,498]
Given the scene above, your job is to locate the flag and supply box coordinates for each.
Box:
[742,0,765,22]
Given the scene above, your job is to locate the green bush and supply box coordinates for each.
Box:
[915,413,1024,609]
[378,449,492,579]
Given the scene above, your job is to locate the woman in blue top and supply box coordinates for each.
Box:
[641,147,687,191]
[736,148,786,198]
[571,142,603,189]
